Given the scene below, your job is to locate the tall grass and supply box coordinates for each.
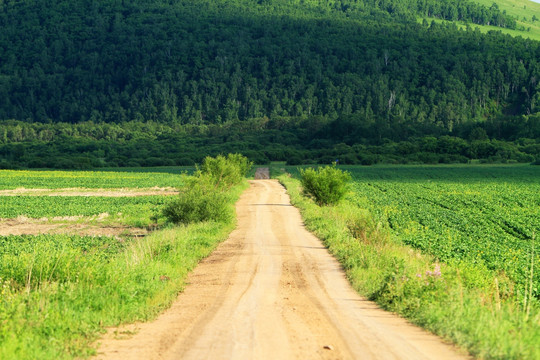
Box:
[0,182,247,359]
[278,173,539,359]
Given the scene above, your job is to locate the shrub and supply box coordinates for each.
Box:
[300,165,351,206]
[162,177,232,224]
[199,153,252,189]
[162,153,251,224]
[27,159,47,168]
[176,157,194,166]
[125,160,141,167]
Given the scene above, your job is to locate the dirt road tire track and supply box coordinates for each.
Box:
[96,180,467,360]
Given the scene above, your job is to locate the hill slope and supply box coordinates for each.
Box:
[0,0,539,168]
[0,0,538,126]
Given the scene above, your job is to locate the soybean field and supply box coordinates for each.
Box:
[344,165,540,298]
[0,169,184,189]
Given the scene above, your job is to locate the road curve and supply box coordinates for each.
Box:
[96,180,467,360]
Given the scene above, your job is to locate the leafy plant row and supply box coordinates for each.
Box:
[0,169,184,190]
[0,196,167,227]
[344,165,540,300]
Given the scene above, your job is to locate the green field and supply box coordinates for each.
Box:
[0,195,167,227]
[0,169,184,190]
[419,16,540,41]
[475,0,540,24]
[285,165,540,297]
[2,165,539,358]
[345,165,540,296]
[0,165,246,359]
[0,169,185,226]
[280,164,540,359]
[0,224,236,359]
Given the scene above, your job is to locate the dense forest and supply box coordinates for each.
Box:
[0,0,539,167]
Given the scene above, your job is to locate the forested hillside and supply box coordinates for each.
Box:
[0,0,539,167]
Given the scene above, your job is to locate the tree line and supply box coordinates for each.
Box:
[1,116,538,169]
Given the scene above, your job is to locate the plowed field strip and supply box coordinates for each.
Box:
[0,187,178,197]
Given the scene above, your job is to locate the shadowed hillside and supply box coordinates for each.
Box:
[0,0,538,167]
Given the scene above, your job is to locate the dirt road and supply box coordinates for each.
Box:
[254,167,270,179]
[97,180,467,360]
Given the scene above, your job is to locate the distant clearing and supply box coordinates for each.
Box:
[254,167,270,179]
[419,0,540,41]
[419,17,540,41]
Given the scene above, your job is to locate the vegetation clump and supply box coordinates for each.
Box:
[162,154,252,224]
[199,153,252,189]
[300,166,351,206]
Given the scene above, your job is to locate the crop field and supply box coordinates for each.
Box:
[342,165,540,298]
[1,164,538,358]
[0,169,184,189]
[285,164,539,297]
[0,195,167,223]
[0,169,177,298]
[0,169,185,229]
[0,167,247,359]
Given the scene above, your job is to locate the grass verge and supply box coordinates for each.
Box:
[278,173,539,359]
[0,181,247,359]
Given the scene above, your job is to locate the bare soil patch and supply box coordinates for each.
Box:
[0,187,163,237]
[0,215,147,238]
[95,180,468,360]
[0,187,178,197]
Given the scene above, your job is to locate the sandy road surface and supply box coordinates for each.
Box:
[97,180,467,360]
[254,167,270,179]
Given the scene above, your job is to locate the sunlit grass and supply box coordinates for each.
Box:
[0,170,247,358]
[473,0,540,24]
[418,0,540,41]
[278,165,540,359]
[418,16,540,41]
